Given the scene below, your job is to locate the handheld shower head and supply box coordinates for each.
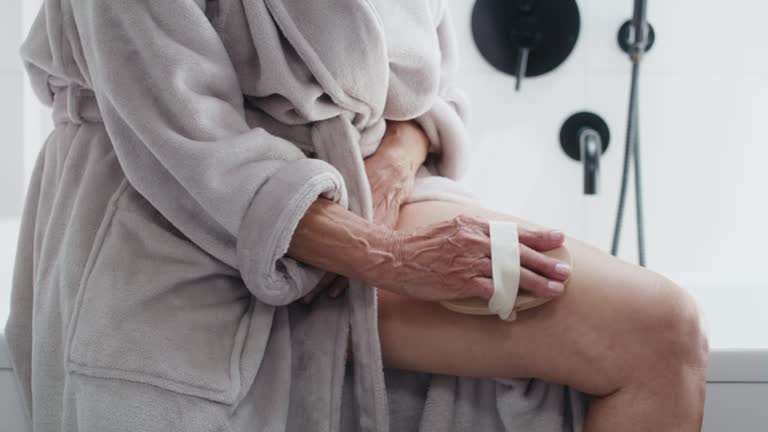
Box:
[630,0,649,55]
[611,0,653,264]
[618,0,653,61]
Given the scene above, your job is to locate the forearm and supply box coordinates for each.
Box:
[287,198,397,283]
[286,121,429,285]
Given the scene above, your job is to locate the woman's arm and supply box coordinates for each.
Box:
[288,197,570,301]
[287,199,393,284]
[286,197,495,300]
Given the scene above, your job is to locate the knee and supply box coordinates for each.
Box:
[634,276,709,374]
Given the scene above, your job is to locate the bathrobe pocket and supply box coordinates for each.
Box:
[66,180,273,405]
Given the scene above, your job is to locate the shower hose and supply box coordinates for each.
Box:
[610,58,647,266]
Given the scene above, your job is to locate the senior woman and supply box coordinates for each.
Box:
[6,0,708,431]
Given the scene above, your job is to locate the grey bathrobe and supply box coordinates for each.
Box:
[5,0,587,430]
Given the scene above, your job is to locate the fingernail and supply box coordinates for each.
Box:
[547,281,564,294]
[549,230,564,241]
[555,263,572,276]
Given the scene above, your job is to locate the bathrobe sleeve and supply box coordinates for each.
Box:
[413,2,472,181]
[70,0,348,305]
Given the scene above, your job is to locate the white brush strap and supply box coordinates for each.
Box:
[488,221,521,321]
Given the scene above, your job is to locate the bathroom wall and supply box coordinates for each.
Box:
[0,0,37,326]
[449,0,768,281]
[0,0,24,219]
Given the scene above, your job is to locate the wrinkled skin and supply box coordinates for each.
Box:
[373,215,569,300]
[300,121,424,302]
[374,214,493,300]
[296,121,571,303]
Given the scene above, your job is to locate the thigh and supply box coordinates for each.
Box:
[378,200,676,397]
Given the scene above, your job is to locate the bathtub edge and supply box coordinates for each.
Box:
[2,330,768,381]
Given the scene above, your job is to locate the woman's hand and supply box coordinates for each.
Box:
[300,121,430,303]
[299,270,349,304]
[365,153,414,229]
[366,120,431,228]
[367,215,572,302]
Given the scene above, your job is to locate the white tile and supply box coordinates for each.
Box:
[646,0,768,76]
[0,72,24,219]
[0,1,23,73]
[0,220,21,339]
[459,75,595,242]
[578,0,768,76]
[639,73,768,276]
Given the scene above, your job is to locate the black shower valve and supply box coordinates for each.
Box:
[511,17,543,49]
[472,0,581,91]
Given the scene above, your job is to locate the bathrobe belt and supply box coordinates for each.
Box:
[312,115,390,432]
[51,84,102,125]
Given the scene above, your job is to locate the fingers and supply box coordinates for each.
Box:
[518,227,566,251]
[519,244,571,282]
[328,277,349,298]
[455,216,566,259]
[301,272,337,304]
[479,257,492,278]
[302,274,349,304]
[455,216,564,253]
[300,285,323,304]
[470,263,565,302]
[479,245,567,300]
[519,267,565,298]
[470,276,495,300]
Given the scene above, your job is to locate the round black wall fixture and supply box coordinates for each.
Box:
[472,0,580,79]
[618,20,656,54]
[560,112,610,160]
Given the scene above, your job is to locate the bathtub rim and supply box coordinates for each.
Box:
[1,330,766,382]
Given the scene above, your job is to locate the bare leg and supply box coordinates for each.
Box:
[378,200,709,432]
